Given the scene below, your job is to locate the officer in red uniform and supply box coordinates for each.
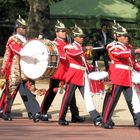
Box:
[0,16,45,122]
[40,21,84,124]
[102,22,140,129]
[59,25,102,126]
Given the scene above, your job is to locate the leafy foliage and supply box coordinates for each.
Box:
[0,0,29,22]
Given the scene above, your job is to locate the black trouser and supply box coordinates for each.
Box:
[92,48,109,71]
[102,85,140,125]
[19,81,40,115]
[40,78,79,117]
[59,83,100,121]
[3,81,40,116]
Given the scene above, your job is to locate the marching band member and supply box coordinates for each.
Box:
[40,20,84,124]
[0,16,45,122]
[59,25,102,126]
[102,21,140,129]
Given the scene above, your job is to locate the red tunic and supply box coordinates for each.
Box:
[64,41,86,86]
[1,34,27,88]
[107,41,140,87]
[52,37,69,81]
[1,34,25,80]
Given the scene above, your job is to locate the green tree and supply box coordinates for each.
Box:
[27,0,50,38]
[0,0,28,22]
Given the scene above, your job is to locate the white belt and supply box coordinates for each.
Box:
[70,63,86,70]
[115,64,132,70]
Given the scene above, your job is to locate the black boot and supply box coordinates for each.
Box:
[0,109,3,118]
[33,113,41,123]
[40,113,48,121]
[28,112,33,119]
[2,113,12,121]
[102,121,114,129]
[93,116,103,126]
[58,119,69,126]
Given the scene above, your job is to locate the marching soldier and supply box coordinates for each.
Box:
[58,25,102,126]
[40,20,84,124]
[0,16,45,122]
[102,21,140,129]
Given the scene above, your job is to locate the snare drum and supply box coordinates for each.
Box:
[20,39,59,79]
[88,71,108,95]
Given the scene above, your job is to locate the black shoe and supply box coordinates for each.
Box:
[33,113,41,123]
[93,117,102,126]
[0,109,3,118]
[102,121,114,129]
[71,115,85,123]
[59,119,69,126]
[110,120,115,126]
[28,112,33,120]
[134,122,140,130]
[2,113,12,121]
[0,109,3,114]
[40,114,48,121]
[102,123,113,129]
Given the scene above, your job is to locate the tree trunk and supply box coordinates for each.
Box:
[27,0,50,38]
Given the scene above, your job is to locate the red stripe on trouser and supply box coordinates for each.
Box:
[0,83,9,109]
[103,85,117,123]
[102,92,110,116]
[40,89,49,113]
[0,92,7,109]
[59,84,70,120]
[3,88,18,113]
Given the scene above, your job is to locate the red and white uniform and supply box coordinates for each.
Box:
[40,38,80,116]
[102,41,140,125]
[52,37,69,81]
[59,41,101,121]
[107,41,140,87]
[1,34,27,86]
[64,41,85,86]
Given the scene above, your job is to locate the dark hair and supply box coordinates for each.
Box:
[101,23,107,28]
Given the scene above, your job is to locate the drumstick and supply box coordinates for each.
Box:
[92,46,104,50]
[81,55,89,74]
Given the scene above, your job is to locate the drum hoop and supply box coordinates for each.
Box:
[88,71,108,80]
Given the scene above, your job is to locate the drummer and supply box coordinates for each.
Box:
[0,16,46,122]
[102,21,140,129]
[40,20,84,125]
[58,24,102,126]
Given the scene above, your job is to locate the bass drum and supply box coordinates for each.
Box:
[20,39,59,79]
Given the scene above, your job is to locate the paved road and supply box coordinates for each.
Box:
[0,119,140,140]
[0,80,140,139]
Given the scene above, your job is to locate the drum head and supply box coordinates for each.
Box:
[88,71,108,80]
[20,40,48,79]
